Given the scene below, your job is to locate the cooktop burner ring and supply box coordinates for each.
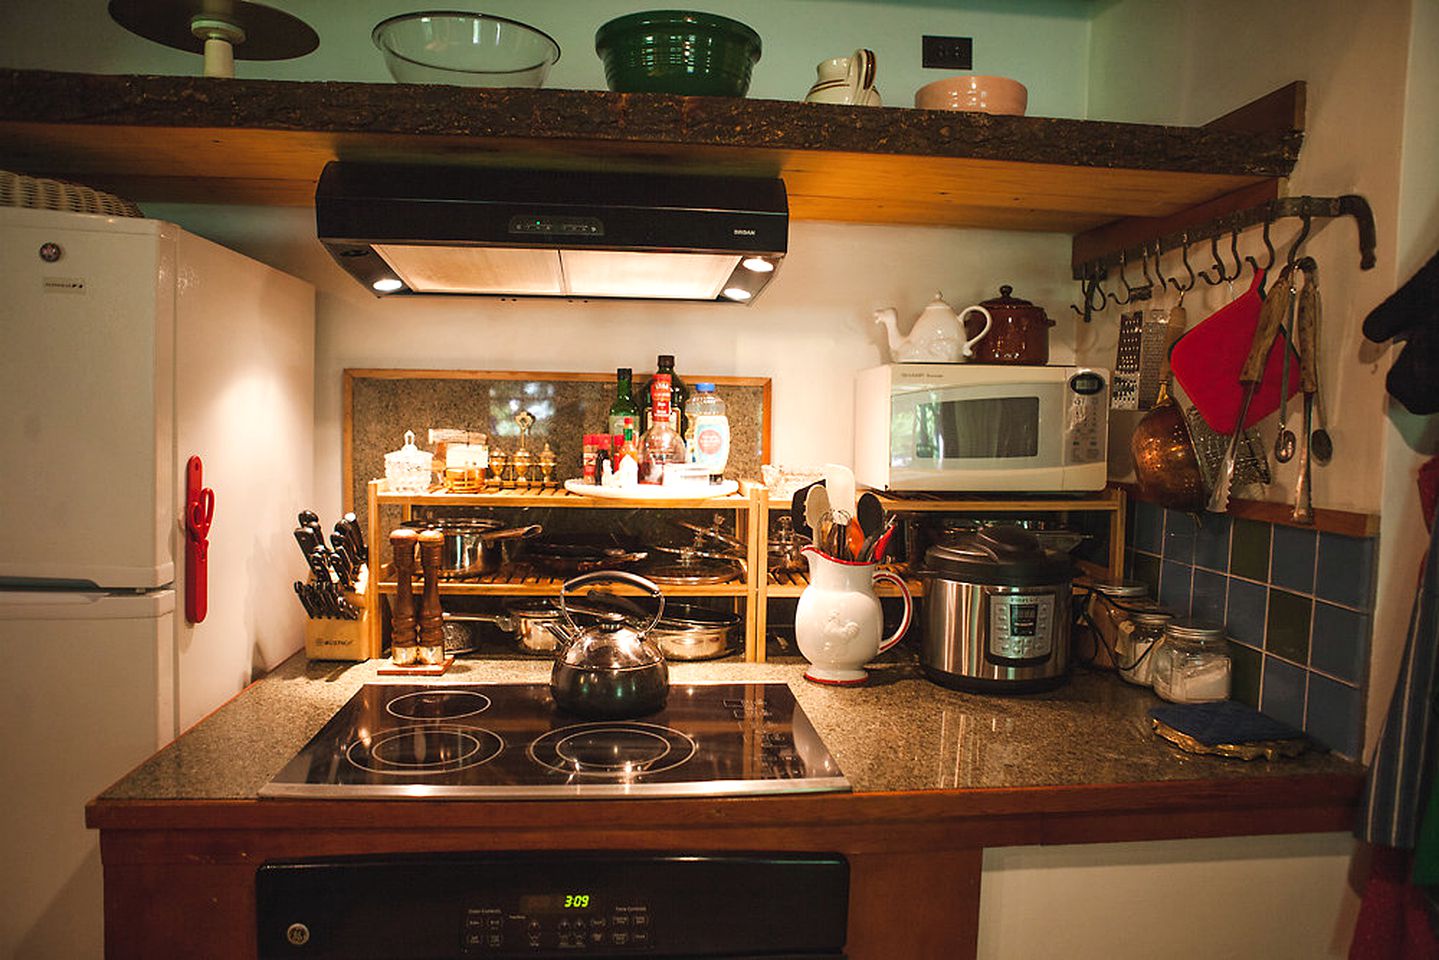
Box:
[385,689,492,721]
[346,724,504,776]
[528,721,698,778]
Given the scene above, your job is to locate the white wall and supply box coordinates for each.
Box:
[0,0,1092,118]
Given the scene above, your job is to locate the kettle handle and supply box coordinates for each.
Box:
[871,570,912,654]
[958,305,993,356]
[558,570,665,639]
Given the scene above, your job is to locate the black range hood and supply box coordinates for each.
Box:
[315,162,787,303]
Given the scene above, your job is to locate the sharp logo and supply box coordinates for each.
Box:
[42,277,85,294]
[732,228,756,236]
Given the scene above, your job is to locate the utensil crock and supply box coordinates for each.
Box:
[795,547,912,685]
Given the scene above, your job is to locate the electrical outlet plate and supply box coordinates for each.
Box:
[922,35,973,70]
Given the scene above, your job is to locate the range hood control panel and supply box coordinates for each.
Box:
[509,216,604,237]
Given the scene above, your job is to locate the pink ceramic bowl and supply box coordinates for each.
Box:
[914,75,1028,115]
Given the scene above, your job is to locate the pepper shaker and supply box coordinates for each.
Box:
[388,528,420,666]
[416,529,447,665]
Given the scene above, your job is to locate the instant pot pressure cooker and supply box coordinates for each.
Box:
[920,525,1076,693]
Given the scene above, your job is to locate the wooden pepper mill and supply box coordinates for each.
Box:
[415,528,447,666]
[388,528,419,666]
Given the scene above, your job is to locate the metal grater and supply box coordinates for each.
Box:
[1184,403,1272,492]
[1111,309,1171,411]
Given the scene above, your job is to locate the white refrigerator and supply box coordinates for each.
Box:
[0,206,314,959]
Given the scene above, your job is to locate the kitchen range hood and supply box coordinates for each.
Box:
[315,161,787,303]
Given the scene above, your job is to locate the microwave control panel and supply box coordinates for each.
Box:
[1065,370,1108,465]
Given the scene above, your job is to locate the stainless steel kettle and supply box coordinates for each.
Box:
[550,571,669,718]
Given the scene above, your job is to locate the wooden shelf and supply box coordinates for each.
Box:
[377,576,745,598]
[378,487,752,510]
[0,70,1299,234]
[767,565,922,599]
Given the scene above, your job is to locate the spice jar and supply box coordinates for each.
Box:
[1077,579,1151,669]
[1116,608,1172,687]
[1151,619,1231,703]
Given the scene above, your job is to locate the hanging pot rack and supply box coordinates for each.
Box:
[1071,194,1377,321]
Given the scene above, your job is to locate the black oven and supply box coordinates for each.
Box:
[257,852,849,959]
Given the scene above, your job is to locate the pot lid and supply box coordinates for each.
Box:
[978,284,1053,325]
[637,557,741,585]
[655,602,740,628]
[924,525,1073,584]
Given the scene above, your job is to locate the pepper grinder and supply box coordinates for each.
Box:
[416,529,447,665]
[388,528,419,666]
[488,450,509,489]
[511,410,535,489]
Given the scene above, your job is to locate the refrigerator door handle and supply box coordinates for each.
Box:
[184,456,214,624]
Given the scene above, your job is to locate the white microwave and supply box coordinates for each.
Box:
[854,364,1109,493]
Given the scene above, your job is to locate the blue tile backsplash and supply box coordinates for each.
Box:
[1124,498,1373,760]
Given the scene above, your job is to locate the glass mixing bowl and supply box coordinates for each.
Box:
[372,12,560,87]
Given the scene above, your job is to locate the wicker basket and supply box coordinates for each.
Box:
[0,169,143,217]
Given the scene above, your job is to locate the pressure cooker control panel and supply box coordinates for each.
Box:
[987,593,1056,666]
[1064,370,1108,465]
[463,899,653,953]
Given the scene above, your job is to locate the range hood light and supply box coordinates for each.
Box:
[316,162,788,303]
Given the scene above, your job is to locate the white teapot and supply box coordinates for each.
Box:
[874,292,992,363]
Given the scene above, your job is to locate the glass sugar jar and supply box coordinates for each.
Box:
[384,430,434,494]
[1116,608,1172,687]
[1151,619,1231,703]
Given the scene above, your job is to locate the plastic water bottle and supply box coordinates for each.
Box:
[684,383,730,482]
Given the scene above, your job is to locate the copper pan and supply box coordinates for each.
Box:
[1131,384,1205,512]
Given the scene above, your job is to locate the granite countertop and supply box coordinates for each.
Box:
[102,650,1360,803]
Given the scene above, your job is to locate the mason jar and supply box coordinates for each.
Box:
[1151,619,1231,703]
[1078,579,1152,669]
[1116,608,1173,687]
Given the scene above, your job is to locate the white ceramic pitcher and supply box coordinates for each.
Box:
[795,547,913,685]
[804,49,881,106]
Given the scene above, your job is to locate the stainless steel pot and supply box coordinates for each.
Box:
[551,571,668,719]
[650,603,740,660]
[423,520,542,578]
[920,526,1075,693]
[456,595,648,655]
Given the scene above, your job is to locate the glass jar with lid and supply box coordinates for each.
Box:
[1116,608,1172,686]
[384,430,434,494]
[1078,579,1151,669]
[1150,619,1231,703]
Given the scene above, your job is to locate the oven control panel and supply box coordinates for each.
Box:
[463,902,653,953]
[257,853,848,960]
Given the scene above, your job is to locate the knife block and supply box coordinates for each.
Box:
[303,567,376,661]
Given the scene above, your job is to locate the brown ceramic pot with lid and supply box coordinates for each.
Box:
[967,285,1055,364]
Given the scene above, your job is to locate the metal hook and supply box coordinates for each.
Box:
[1115,251,1137,304]
[1172,233,1198,294]
[1152,239,1176,295]
[1197,231,1229,285]
[1285,204,1314,266]
[1228,222,1245,280]
[1139,243,1156,293]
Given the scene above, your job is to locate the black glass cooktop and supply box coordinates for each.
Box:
[260,682,850,800]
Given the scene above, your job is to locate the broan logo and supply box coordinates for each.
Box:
[43,277,85,294]
[732,228,757,236]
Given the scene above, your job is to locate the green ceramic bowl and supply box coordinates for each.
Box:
[595,10,762,97]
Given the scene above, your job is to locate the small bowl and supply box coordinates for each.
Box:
[595,10,762,97]
[372,12,560,87]
[914,75,1027,115]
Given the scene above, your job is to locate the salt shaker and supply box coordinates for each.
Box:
[388,528,420,666]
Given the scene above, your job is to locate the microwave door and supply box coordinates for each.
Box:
[891,382,1068,491]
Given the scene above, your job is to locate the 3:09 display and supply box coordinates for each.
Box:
[518,893,600,913]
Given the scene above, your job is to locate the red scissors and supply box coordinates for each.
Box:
[185,456,214,623]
